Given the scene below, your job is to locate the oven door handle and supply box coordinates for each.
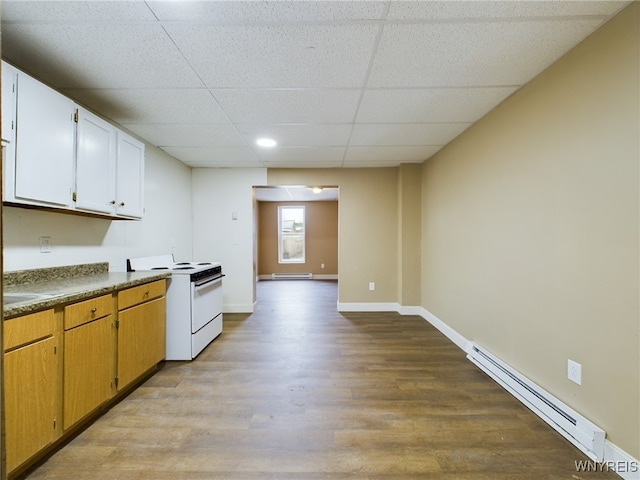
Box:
[194,274,225,288]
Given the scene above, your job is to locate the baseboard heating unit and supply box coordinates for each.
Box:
[467,343,605,461]
[271,273,313,280]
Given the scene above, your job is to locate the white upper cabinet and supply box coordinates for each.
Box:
[14,70,76,207]
[75,107,117,215]
[115,132,145,219]
[1,61,145,219]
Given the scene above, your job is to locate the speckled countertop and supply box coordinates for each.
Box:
[3,262,170,319]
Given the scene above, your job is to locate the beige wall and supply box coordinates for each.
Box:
[267,168,399,305]
[421,3,639,458]
[398,164,422,307]
[257,201,338,276]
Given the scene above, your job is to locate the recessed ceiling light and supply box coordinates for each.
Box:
[312,187,323,194]
[256,137,277,148]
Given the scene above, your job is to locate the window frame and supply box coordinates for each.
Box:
[277,205,306,264]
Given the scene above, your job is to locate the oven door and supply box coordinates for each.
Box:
[191,274,224,333]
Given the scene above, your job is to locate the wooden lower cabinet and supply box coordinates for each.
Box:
[63,315,114,429]
[3,310,59,473]
[117,288,166,390]
[3,279,166,477]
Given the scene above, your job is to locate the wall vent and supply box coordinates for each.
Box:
[467,343,605,461]
[271,273,313,280]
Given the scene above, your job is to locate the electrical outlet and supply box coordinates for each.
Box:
[567,359,582,385]
[39,236,52,253]
[369,282,375,291]
[321,263,325,269]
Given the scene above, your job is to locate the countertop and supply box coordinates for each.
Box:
[3,262,170,318]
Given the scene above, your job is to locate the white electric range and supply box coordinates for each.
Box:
[127,254,224,360]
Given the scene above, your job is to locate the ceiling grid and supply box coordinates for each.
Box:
[0,0,630,168]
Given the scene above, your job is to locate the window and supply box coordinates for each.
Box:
[278,206,305,263]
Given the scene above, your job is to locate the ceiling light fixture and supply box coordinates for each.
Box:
[312,187,323,194]
[256,137,277,148]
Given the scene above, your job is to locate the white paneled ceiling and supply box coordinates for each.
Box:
[0,0,630,169]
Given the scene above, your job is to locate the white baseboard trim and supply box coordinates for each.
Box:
[223,303,255,313]
[312,274,339,280]
[419,307,470,352]
[337,302,400,312]
[602,441,640,479]
[257,274,338,281]
[399,305,422,315]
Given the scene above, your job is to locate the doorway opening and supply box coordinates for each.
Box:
[252,185,339,307]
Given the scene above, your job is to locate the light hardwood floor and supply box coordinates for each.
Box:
[23,280,617,479]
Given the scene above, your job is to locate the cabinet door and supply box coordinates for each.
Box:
[75,107,116,215]
[63,315,114,430]
[117,296,165,390]
[2,62,18,201]
[115,132,144,218]
[1,62,17,144]
[14,71,75,206]
[4,337,58,472]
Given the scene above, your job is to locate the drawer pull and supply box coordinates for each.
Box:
[91,307,97,314]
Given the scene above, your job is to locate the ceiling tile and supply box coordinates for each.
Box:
[1,1,157,22]
[256,147,346,164]
[386,1,629,20]
[344,146,441,165]
[65,89,231,124]
[350,123,471,146]
[2,24,202,89]
[357,87,517,123]
[368,19,603,87]
[161,146,262,167]
[237,124,352,147]
[148,1,386,22]
[213,89,362,124]
[121,124,246,147]
[164,24,379,88]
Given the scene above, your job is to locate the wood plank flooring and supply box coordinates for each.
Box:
[23,280,617,479]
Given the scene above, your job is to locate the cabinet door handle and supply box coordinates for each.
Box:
[110,200,116,205]
[119,202,125,207]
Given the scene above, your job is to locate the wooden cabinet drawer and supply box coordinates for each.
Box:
[3,309,55,352]
[118,280,165,311]
[64,294,113,330]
